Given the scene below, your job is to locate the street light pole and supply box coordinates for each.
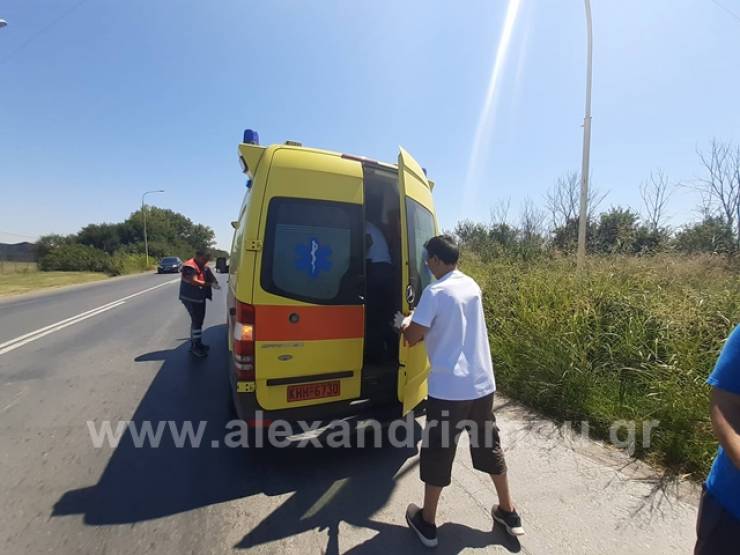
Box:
[577,0,593,270]
[141,190,165,268]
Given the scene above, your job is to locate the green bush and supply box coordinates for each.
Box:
[674,216,737,255]
[109,252,150,276]
[38,244,112,273]
[37,244,154,276]
[36,207,217,275]
[462,253,740,477]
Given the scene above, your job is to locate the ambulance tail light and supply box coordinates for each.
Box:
[233,301,255,381]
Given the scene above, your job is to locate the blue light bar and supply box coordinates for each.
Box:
[243,129,259,145]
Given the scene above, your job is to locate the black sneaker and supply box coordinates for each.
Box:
[492,505,525,536]
[190,344,208,358]
[405,503,438,548]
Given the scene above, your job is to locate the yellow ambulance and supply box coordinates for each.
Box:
[226,129,437,430]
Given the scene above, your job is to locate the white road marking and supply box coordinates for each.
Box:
[0,301,126,355]
[0,300,123,350]
[0,278,179,356]
[1,387,28,413]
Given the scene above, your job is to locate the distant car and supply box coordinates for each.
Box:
[157,256,182,274]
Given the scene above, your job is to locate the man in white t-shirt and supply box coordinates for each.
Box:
[399,235,524,548]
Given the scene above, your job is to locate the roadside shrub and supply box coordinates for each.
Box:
[38,244,112,273]
[463,254,740,477]
[109,252,149,276]
[673,216,736,255]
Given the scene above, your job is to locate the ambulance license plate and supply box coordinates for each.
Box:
[287,381,340,402]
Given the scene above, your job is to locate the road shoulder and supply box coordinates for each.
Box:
[0,270,156,304]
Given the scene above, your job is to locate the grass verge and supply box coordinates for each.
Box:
[0,261,38,274]
[0,271,109,297]
[462,253,739,478]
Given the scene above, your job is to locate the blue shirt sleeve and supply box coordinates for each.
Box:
[707,324,740,395]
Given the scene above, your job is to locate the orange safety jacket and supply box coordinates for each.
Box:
[179,258,212,303]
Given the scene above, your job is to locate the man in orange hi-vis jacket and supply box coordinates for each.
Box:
[179,249,219,357]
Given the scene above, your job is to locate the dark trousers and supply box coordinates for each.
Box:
[420,393,507,487]
[181,300,206,344]
[695,486,740,555]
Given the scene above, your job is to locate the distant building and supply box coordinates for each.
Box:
[0,242,37,262]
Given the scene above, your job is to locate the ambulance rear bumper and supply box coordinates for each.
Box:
[231,387,406,429]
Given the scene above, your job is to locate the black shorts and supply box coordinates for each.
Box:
[420,393,507,487]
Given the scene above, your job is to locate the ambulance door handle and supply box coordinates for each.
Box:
[354,275,366,304]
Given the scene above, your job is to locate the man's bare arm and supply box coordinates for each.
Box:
[710,387,740,469]
[181,271,207,287]
[402,321,429,347]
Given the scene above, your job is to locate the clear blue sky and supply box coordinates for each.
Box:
[2,0,739,250]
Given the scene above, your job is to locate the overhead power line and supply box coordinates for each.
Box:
[0,0,89,65]
[711,0,740,24]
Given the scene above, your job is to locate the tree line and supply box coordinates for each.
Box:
[455,138,740,260]
[37,207,224,274]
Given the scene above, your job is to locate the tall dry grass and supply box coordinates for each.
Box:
[0,261,38,274]
[463,253,739,477]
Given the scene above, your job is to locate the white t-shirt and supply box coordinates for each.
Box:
[411,269,496,401]
[366,222,392,264]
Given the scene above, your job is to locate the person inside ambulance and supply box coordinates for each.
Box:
[364,198,395,363]
[179,249,220,358]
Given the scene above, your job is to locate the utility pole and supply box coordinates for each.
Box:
[577,0,593,270]
[141,190,164,268]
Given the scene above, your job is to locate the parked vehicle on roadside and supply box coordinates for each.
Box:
[157,256,182,274]
[226,129,438,433]
[215,256,229,273]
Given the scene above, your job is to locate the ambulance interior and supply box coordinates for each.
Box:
[361,166,403,403]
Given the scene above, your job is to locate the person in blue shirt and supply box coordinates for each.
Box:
[695,324,740,555]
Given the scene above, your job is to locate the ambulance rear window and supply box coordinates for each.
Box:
[406,198,436,306]
[261,197,364,305]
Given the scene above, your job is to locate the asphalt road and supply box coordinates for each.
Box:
[0,273,699,554]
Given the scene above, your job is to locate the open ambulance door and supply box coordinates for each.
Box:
[396,147,436,416]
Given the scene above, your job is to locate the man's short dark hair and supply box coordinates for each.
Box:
[195,249,211,259]
[425,235,459,265]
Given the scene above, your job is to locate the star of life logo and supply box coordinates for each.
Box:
[295,238,332,277]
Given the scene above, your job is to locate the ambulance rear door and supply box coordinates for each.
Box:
[251,148,366,411]
[396,147,437,415]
